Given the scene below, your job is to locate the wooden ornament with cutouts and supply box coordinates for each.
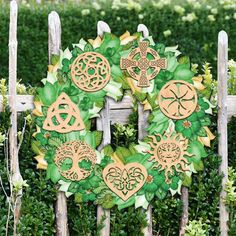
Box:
[55,140,97,181]
[159,80,198,120]
[120,41,167,87]
[103,162,147,201]
[71,52,111,92]
[43,92,85,133]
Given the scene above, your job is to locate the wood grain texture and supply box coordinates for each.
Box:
[8,2,23,235]
[48,11,69,236]
[96,98,111,236]
[138,103,152,236]
[218,30,229,236]
[179,187,189,236]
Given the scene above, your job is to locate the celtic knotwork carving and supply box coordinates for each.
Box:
[146,132,192,183]
[103,163,147,201]
[159,80,198,120]
[71,52,111,92]
[55,140,97,181]
[120,41,167,87]
[43,92,85,133]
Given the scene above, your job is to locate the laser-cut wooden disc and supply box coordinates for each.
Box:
[159,80,198,120]
[43,92,85,133]
[71,52,111,92]
[55,140,97,181]
[146,132,191,183]
[103,162,147,201]
[120,41,167,87]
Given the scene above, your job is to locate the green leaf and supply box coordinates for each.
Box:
[93,131,103,147]
[37,82,58,106]
[173,64,194,81]
[182,175,192,187]
[156,188,167,200]
[102,145,114,156]
[51,54,60,66]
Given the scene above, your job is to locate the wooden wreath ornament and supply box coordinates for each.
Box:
[120,41,167,87]
[103,162,147,201]
[159,80,198,120]
[55,140,97,181]
[43,92,85,133]
[147,131,192,183]
[71,52,111,92]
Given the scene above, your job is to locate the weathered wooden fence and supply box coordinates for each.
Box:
[0,1,234,235]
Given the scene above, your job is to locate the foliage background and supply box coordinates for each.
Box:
[0,0,236,235]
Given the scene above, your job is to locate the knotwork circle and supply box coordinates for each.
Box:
[159,80,198,120]
[120,41,167,87]
[55,140,97,181]
[71,52,111,92]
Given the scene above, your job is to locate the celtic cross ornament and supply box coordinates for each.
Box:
[120,41,167,87]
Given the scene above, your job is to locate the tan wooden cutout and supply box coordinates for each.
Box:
[43,92,85,133]
[120,41,167,87]
[71,52,111,92]
[159,80,198,120]
[55,140,97,181]
[103,162,147,201]
[146,131,192,183]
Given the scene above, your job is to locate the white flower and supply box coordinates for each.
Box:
[100,11,106,16]
[174,5,185,15]
[81,9,90,16]
[163,30,172,37]
[225,15,231,20]
[138,14,144,19]
[92,2,101,10]
[211,8,218,14]
[182,13,197,22]
[234,13,236,19]
[117,16,121,21]
[112,0,123,10]
[153,0,170,9]
[193,2,201,9]
[127,0,141,11]
[228,59,236,69]
[208,15,216,22]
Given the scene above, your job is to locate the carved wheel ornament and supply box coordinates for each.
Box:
[147,132,192,183]
[159,80,198,120]
[43,92,85,133]
[103,162,147,201]
[55,140,97,181]
[71,52,111,92]
[120,41,167,87]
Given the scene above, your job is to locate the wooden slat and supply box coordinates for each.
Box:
[8,1,22,235]
[138,104,152,236]
[97,97,111,236]
[179,187,189,236]
[218,30,229,236]
[48,11,69,236]
[110,109,133,124]
[109,95,133,109]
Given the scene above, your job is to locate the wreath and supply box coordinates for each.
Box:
[32,30,215,210]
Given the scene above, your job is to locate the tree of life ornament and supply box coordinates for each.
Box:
[120,41,167,87]
[159,80,198,120]
[43,92,85,133]
[146,132,192,183]
[103,162,147,201]
[71,52,111,92]
[55,140,97,181]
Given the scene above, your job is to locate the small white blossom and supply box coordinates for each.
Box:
[100,11,106,16]
[225,15,231,20]
[174,5,185,15]
[81,9,90,16]
[116,16,121,21]
[182,13,197,22]
[211,8,218,15]
[208,15,216,22]
[92,2,101,10]
[138,14,144,19]
[163,30,172,37]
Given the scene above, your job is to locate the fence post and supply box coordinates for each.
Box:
[8,1,22,235]
[96,97,111,236]
[218,30,229,236]
[48,11,69,236]
[179,187,189,235]
[138,104,152,236]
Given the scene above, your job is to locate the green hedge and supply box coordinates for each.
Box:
[0,4,236,84]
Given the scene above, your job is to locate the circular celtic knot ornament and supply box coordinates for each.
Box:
[120,41,167,87]
[55,140,97,181]
[71,52,111,92]
[159,80,198,120]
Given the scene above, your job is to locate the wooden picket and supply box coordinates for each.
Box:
[0,1,233,235]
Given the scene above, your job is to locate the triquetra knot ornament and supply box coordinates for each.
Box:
[55,140,97,181]
[43,92,85,133]
[120,41,167,87]
[103,162,147,201]
[158,80,198,120]
[71,52,111,92]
